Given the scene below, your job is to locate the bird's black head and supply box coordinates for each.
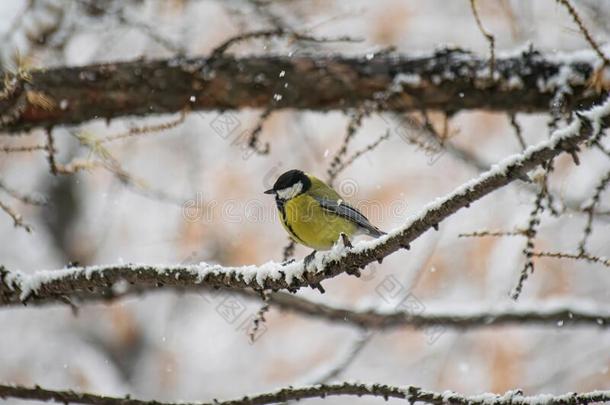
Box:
[264,169,311,199]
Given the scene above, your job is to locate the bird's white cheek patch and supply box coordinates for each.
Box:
[277,182,303,200]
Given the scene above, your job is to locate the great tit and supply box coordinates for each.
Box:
[264,169,385,255]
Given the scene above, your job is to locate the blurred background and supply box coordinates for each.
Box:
[1,0,609,403]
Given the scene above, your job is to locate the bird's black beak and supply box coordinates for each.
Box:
[264,188,275,195]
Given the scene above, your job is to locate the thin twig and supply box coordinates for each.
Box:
[115,8,186,55]
[73,133,185,205]
[469,0,496,78]
[249,289,271,342]
[310,331,373,384]
[578,168,610,254]
[100,109,187,144]
[556,0,610,66]
[0,199,32,232]
[210,28,360,59]
[0,144,46,153]
[544,92,570,216]
[509,113,527,150]
[246,107,273,155]
[262,293,610,330]
[459,229,528,238]
[330,130,391,179]
[247,0,288,30]
[512,171,550,300]
[0,179,46,206]
[327,107,367,186]
[45,129,58,175]
[532,250,610,267]
[392,113,454,159]
[53,158,101,175]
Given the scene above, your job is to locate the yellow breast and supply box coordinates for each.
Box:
[279,194,358,250]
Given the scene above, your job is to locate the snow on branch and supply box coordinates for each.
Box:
[1,97,609,306]
[1,382,610,405]
[1,48,608,133]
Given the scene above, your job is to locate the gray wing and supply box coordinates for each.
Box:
[314,196,385,237]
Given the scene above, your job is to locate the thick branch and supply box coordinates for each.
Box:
[1,382,609,405]
[1,97,609,305]
[1,48,606,133]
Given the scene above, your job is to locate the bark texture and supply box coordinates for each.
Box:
[1,382,609,405]
[1,49,604,133]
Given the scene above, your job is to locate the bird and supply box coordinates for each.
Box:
[264,169,385,262]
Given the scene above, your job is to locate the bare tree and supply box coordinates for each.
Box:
[1,1,610,404]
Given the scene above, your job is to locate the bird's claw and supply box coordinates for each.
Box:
[340,233,353,248]
[304,250,317,268]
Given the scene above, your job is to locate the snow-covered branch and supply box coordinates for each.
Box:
[1,382,610,405]
[1,97,609,305]
[1,48,607,133]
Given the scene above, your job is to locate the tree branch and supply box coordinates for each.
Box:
[556,0,610,66]
[1,382,609,405]
[0,199,32,233]
[1,97,609,305]
[2,275,609,330]
[263,292,610,329]
[1,48,606,133]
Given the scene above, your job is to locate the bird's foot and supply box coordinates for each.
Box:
[340,233,353,248]
[304,250,317,268]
